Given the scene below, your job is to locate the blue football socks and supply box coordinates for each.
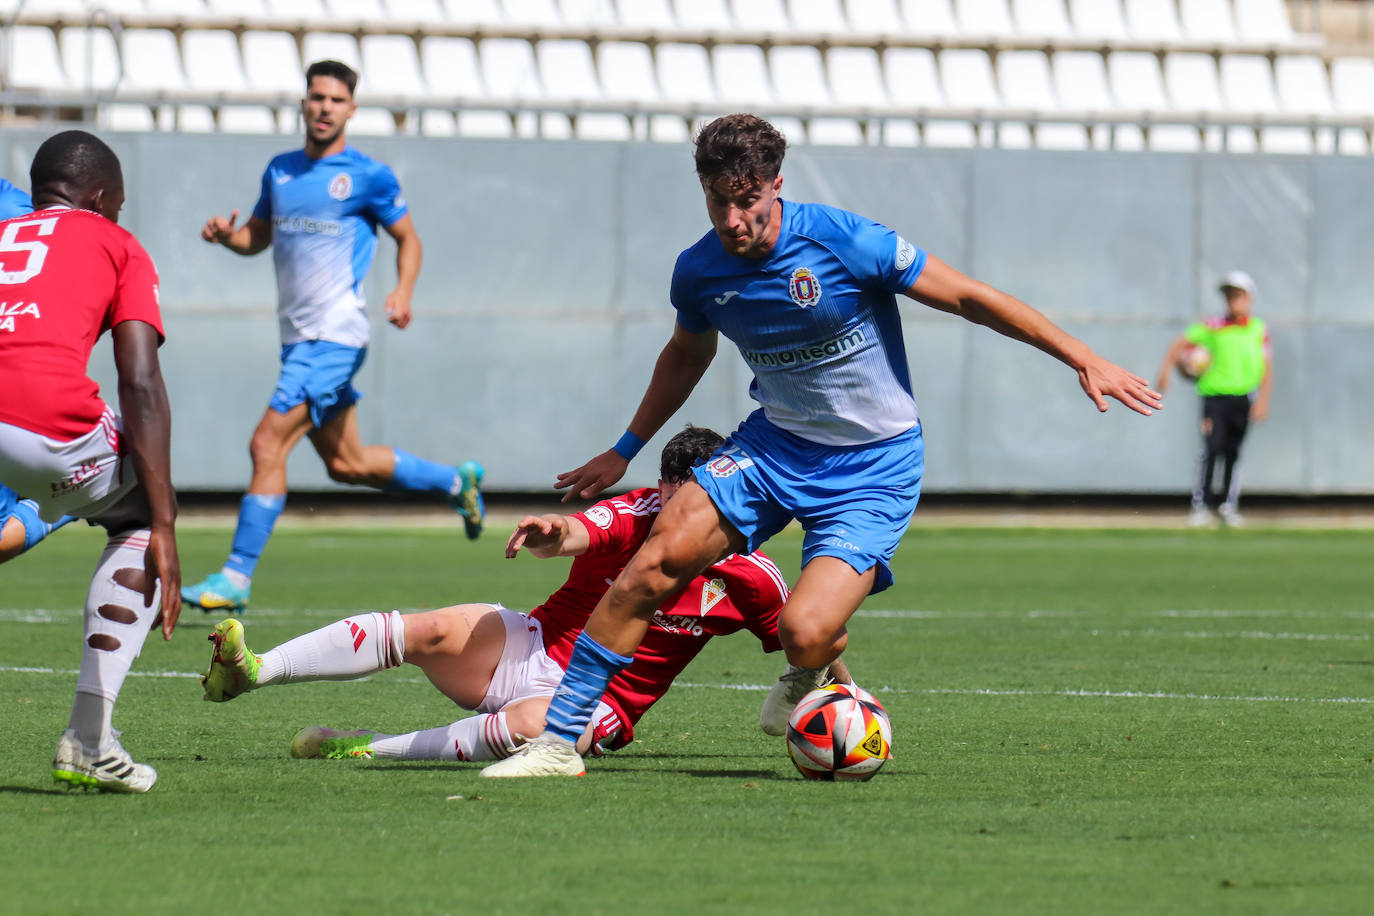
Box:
[544,632,634,743]
[388,448,459,495]
[223,493,286,580]
[11,499,75,552]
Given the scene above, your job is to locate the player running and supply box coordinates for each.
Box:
[201,427,813,768]
[0,176,77,563]
[483,113,1162,778]
[182,59,484,615]
[0,132,182,793]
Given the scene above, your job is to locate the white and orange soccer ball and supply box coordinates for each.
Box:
[1178,343,1213,381]
[785,683,892,781]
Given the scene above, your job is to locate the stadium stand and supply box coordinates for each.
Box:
[0,0,1370,152]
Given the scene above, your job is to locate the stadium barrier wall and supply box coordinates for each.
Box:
[2,128,1369,495]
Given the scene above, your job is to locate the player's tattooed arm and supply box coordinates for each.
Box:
[201,209,271,255]
[506,514,591,559]
[905,255,1161,417]
[112,319,182,640]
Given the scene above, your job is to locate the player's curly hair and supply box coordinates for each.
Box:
[693,114,787,187]
[660,425,725,483]
[30,130,122,195]
[306,59,358,97]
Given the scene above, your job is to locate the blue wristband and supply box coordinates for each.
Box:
[612,429,646,461]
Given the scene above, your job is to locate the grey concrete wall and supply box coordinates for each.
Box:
[2,129,1369,494]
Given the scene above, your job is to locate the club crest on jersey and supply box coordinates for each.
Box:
[788,267,822,308]
[700,578,727,616]
[706,448,754,479]
[328,173,353,201]
[583,505,614,530]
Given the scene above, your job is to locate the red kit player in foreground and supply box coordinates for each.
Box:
[0,131,181,793]
[201,427,833,765]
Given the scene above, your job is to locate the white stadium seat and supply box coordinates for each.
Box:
[1011,0,1072,38]
[1163,52,1225,149]
[1124,0,1182,42]
[206,0,268,17]
[714,44,774,105]
[883,45,959,144]
[828,46,887,107]
[268,0,327,18]
[327,0,386,19]
[144,0,207,15]
[1108,50,1200,151]
[6,27,69,91]
[303,33,362,71]
[954,0,1014,36]
[656,43,716,103]
[537,39,603,100]
[183,30,249,94]
[999,50,1087,148]
[845,0,900,33]
[100,103,157,131]
[1178,0,1238,44]
[730,0,792,32]
[502,0,560,26]
[559,0,619,27]
[1330,57,1374,155]
[789,0,849,33]
[242,31,305,93]
[60,28,122,92]
[898,0,958,36]
[176,105,217,132]
[16,0,86,15]
[1051,51,1113,148]
[457,109,516,137]
[120,30,188,92]
[1068,0,1127,39]
[1221,53,1309,153]
[574,113,633,140]
[1275,55,1336,153]
[939,48,998,146]
[442,0,503,24]
[420,36,482,96]
[770,45,831,105]
[479,38,543,98]
[418,110,457,136]
[673,0,733,30]
[361,35,426,97]
[615,0,675,29]
[219,106,279,132]
[598,42,660,102]
[383,0,446,21]
[1234,0,1295,43]
[349,107,397,134]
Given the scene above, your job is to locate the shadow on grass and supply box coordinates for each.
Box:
[0,784,69,796]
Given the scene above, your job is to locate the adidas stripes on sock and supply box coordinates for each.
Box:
[256,611,406,687]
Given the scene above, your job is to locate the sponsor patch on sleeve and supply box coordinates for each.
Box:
[895,236,917,271]
[584,505,614,529]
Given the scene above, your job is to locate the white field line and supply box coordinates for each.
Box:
[2,664,1370,706]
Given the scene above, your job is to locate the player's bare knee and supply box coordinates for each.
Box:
[779,618,842,664]
[402,611,448,657]
[324,456,365,484]
[249,427,284,468]
[504,705,547,743]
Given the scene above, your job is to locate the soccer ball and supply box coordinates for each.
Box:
[785,683,892,781]
[1178,344,1213,380]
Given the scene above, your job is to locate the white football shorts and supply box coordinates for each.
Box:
[0,406,136,523]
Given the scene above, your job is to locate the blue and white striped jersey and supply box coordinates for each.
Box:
[671,200,926,446]
[252,146,408,348]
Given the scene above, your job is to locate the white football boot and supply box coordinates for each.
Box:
[1218,504,1246,528]
[1187,506,1214,528]
[53,730,157,793]
[760,663,834,736]
[480,734,585,778]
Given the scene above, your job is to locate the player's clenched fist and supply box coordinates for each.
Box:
[201,208,240,243]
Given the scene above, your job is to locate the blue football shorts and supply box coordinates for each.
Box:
[0,482,18,519]
[692,410,924,595]
[269,340,367,429]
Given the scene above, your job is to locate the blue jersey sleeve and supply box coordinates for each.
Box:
[365,164,408,228]
[251,166,273,222]
[669,249,712,333]
[0,179,33,221]
[816,207,926,294]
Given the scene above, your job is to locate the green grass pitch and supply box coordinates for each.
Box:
[3,523,1374,915]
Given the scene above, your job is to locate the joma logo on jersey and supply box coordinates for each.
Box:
[739,328,866,368]
[0,300,39,333]
[788,267,822,308]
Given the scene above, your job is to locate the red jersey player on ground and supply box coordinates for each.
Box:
[0,131,181,794]
[201,427,841,765]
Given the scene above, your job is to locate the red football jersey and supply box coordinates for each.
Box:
[0,208,163,441]
[531,487,788,748]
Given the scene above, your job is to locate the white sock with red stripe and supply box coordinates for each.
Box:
[68,530,161,754]
[368,712,516,761]
[255,611,405,687]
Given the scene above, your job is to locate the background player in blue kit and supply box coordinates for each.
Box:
[484,113,1163,777]
[0,177,76,564]
[182,60,485,613]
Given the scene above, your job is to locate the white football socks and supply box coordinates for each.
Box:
[68,531,161,754]
[369,711,517,761]
[256,611,405,686]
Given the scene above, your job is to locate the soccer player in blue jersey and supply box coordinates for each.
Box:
[182,60,485,613]
[0,176,76,565]
[484,113,1163,777]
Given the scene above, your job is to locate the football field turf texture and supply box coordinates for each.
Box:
[3,523,1372,915]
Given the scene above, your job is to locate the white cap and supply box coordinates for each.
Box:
[1218,270,1255,295]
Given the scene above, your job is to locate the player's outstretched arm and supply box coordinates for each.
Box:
[906,256,1162,416]
[381,214,422,330]
[112,320,181,640]
[555,322,718,502]
[201,210,271,256]
[505,514,591,559]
